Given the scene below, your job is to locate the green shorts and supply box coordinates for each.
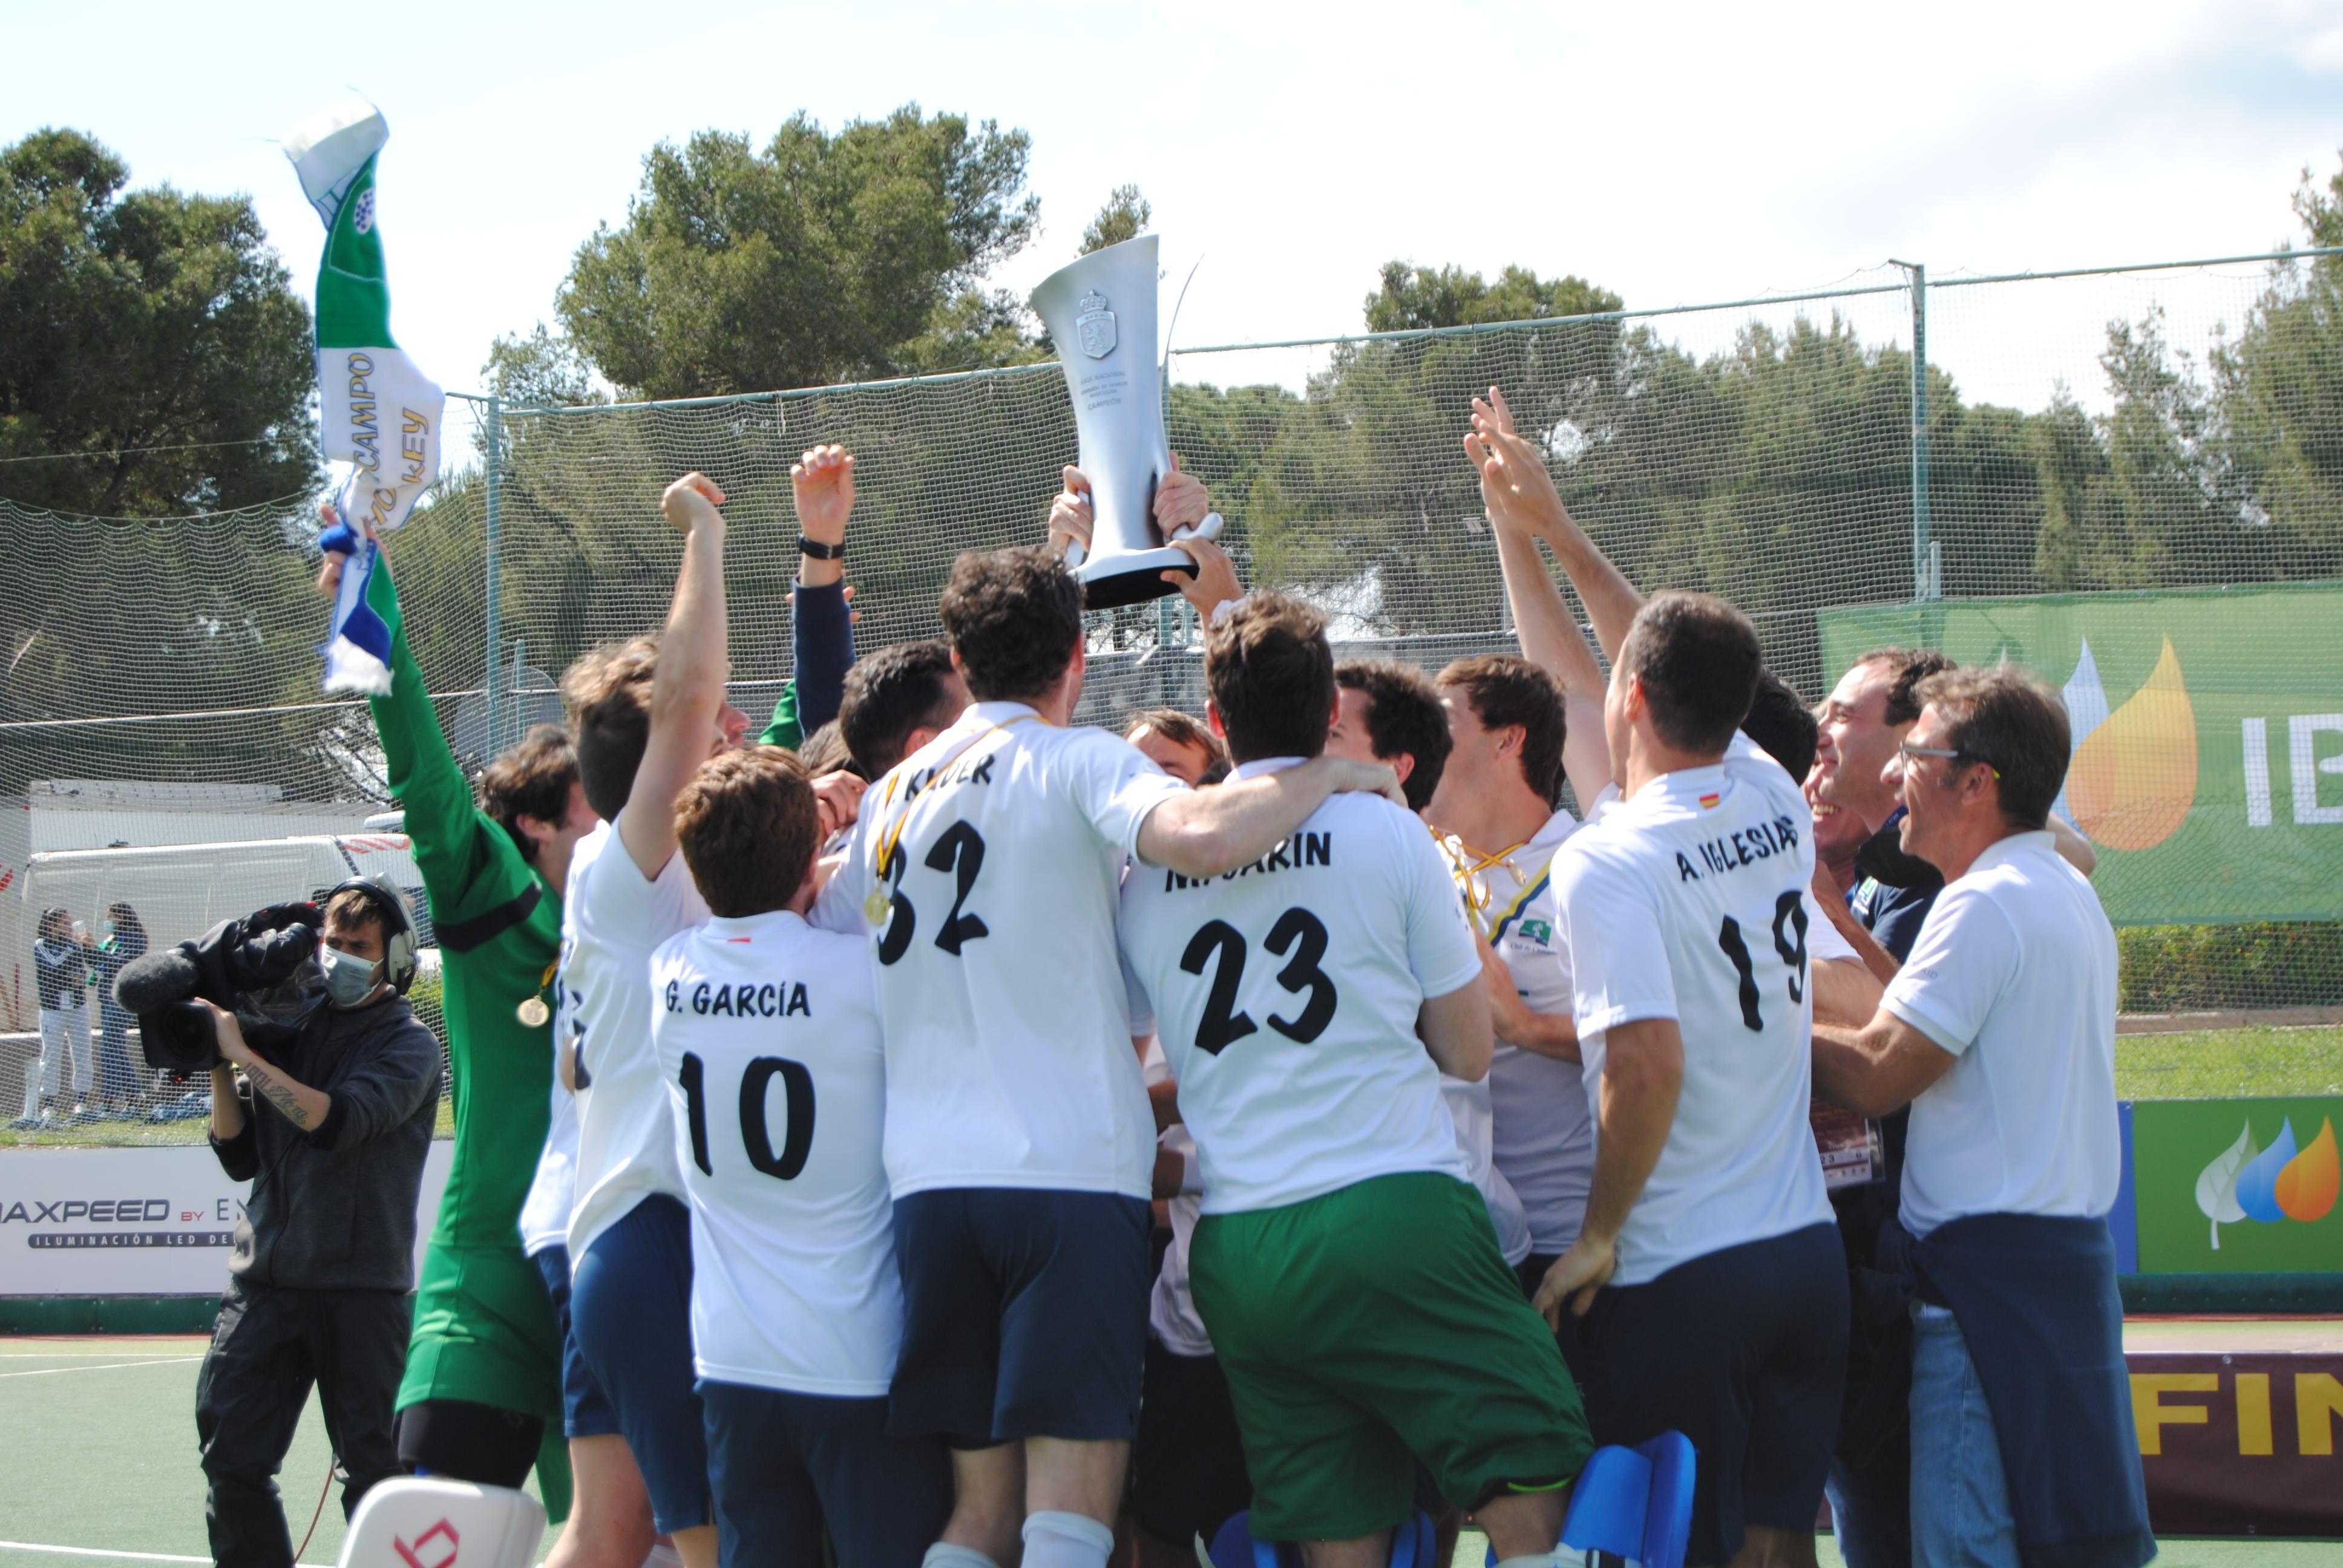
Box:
[1190,1171,1591,1541]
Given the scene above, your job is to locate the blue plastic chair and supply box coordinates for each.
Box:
[1205,1506,1438,1568]
[1483,1431,1696,1568]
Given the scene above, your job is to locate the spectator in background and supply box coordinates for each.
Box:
[1124,707,1223,787]
[1812,667,2151,1568]
[20,907,95,1128]
[90,903,148,1118]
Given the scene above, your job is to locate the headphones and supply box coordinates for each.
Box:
[323,875,421,996]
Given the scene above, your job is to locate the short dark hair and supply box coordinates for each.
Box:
[1335,659,1452,812]
[1617,591,1761,756]
[1204,592,1336,765]
[1437,653,1569,807]
[1124,708,1224,764]
[796,720,859,780]
[560,635,660,822]
[1742,668,1818,782]
[480,725,579,866]
[939,547,1083,703]
[323,886,388,939]
[840,639,962,777]
[1861,646,1958,726]
[674,746,821,918]
[1913,665,2071,830]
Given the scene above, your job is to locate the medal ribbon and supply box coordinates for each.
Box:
[870,714,1040,886]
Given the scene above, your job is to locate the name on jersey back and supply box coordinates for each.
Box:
[663,978,813,1019]
[1676,812,1803,883]
[1161,829,1334,892]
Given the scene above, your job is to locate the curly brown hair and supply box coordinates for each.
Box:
[1205,593,1335,765]
[479,725,579,865]
[938,547,1083,703]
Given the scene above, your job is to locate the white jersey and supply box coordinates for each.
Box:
[1142,1038,1214,1358]
[1447,809,1593,1257]
[563,815,709,1265]
[1884,832,2122,1237]
[1118,759,1482,1215]
[519,1076,578,1258]
[1440,1071,1533,1266]
[1551,736,1833,1285]
[650,909,902,1395]
[813,701,1186,1200]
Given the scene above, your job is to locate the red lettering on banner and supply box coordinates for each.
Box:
[393,1520,459,1568]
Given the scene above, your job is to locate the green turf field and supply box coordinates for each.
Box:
[2,1336,2336,1567]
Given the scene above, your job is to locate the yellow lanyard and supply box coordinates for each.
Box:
[868,716,1037,900]
[1441,832,1530,934]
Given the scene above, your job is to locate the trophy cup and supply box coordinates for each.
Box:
[1030,235,1220,609]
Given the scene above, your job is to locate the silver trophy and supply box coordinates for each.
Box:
[1030,235,1219,609]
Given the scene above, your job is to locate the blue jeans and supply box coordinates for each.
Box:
[1908,1301,2017,1567]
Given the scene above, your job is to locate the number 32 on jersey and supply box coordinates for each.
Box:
[874,822,989,965]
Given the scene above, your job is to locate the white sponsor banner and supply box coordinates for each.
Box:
[0,1142,453,1295]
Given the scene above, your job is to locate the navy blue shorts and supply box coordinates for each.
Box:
[890,1187,1152,1446]
[1579,1221,1849,1566]
[702,1379,951,1568]
[1130,1336,1253,1547]
[531,1246,621,1442]
[571,1195,710,1534]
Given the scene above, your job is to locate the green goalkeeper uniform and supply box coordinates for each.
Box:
[364,560,570,1518]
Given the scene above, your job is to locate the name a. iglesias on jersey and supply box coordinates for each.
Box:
[664,978,812,1019]
[1163,831,1333,892]
[1675,813,1803,883]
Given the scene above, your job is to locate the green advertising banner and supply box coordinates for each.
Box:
[2130,1096,2342,1275]
[1817,581,2343,927]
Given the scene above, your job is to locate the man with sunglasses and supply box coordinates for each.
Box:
[1813,667,2149,1568]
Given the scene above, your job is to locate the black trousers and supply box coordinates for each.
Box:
[195,1278,411,1568]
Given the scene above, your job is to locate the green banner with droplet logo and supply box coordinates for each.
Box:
[1817,581,2343,927]
[2130,1096,2342,1273]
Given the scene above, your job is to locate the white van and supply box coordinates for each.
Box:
[22,833,439,970]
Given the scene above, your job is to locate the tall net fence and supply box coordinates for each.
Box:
[6,250,2341,1138]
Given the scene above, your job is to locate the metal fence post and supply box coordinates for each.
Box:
[1890,260,1935,600]
[483,393,503,755]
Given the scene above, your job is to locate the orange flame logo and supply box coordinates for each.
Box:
[2059,636,2196,851]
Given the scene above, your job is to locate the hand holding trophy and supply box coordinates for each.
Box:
[1030,235,1222,609]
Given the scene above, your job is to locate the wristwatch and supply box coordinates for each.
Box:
[798,536,845,561]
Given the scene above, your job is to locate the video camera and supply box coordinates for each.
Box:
[114,902,327,1077]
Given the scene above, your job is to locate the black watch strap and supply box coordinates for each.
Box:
[798,535,845,561]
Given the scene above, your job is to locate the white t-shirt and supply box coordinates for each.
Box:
[519,1077,577,1258]
[650,909,902,1395]
[1441,1071,1533,1266]
[1883,832,2122,1238]
[1142,1038,1215,1358]
[563,816,709,1265]
[1449,809,1593,1257]
[1118,759,1483,1215]
[813,701,1186,1200]
[1552,736,1833,1285]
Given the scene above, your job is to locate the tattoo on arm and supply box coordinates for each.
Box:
[243,1061,317,1130]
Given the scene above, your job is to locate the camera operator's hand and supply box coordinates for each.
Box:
[201,1002,331,1132]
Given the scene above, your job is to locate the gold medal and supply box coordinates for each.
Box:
[864,890,891,926]
[517,996,550,1028]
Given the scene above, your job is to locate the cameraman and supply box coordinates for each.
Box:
[194,882,442,1568]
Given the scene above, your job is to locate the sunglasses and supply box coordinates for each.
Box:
[1898,742,2001,782]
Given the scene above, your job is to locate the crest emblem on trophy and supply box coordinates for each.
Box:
[1075,291,1117,359]
[1031,235,1221,609]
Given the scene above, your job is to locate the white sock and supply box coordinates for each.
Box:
[641,1546,685,1568]
[922,1546,1003,1568]
[1492,1554,1563,1568]
[1020,1512,1115,1568]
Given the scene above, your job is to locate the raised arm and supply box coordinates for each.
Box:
[1466,386,1643,662]
[784,445,857,739]
[1134,756,1404,878]
[618,473,732,880]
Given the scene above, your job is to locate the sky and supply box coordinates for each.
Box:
[8,0,2343,416]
